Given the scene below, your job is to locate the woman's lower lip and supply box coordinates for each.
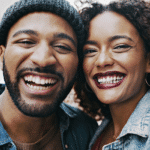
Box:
[94,77,124,89]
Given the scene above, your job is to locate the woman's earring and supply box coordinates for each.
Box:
[145,73,150,86]
[84,83,93,93]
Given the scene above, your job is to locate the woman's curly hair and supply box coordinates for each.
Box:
[74,0,150,120]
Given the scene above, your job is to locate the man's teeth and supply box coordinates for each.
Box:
[24,75,57,85]
[26,83,50,90]
[97,76,123,84]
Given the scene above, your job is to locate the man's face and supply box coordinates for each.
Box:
[2,12,78,117]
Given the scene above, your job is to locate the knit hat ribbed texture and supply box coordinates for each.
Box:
[0,0,85,55]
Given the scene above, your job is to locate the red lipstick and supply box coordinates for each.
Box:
[93,71,126,89]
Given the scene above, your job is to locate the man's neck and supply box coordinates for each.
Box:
[0,91,58,143]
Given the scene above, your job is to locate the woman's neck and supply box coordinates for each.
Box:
[109,90,146,139]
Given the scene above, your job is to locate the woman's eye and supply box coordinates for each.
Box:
[113,44,132,52]
[83,49,97,57]
[53,45,72,54]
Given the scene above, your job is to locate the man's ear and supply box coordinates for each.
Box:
[0,45,5,70]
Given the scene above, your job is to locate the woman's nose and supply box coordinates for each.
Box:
[95,49,114,68]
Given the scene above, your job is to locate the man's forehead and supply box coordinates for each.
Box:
[6,12,77,47]
[9,12,75,33]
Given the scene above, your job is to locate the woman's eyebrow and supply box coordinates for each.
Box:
[109,35,133,42]
[84,35,133,46]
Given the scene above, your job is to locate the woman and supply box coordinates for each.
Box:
[74,0,150,149]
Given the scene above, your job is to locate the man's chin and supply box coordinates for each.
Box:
[15,101,60,117]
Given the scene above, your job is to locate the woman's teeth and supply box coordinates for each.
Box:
[97,76,123,84]
[24,75,57,90]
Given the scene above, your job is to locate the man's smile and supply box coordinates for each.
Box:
[24,74,58,90]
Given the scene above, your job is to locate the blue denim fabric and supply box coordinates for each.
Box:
[0,102,98,150]
[89,90,150,150]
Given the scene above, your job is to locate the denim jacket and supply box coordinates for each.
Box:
[89,90,150,150]
[0,102,98,150]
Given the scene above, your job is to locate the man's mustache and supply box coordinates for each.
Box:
[16,67,64,82]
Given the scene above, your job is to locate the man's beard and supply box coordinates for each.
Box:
[3,59,75,117]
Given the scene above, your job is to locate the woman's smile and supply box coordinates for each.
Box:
[93,71,126,89]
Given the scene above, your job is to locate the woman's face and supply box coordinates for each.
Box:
[83,11,150,104]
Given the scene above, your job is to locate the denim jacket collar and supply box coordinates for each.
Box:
[89,118,110,149]
[0,102,78,147]
[0,122,13,145]
[89,90,150,150]
[59,102,78,118]
[118,90,150,139]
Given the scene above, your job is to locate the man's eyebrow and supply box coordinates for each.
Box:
[54,33,77,47]
[109,35,133,42]
[12,29,38,37]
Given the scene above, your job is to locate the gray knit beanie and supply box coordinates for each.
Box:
[0,0,85,56]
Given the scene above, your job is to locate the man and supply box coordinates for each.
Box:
[0,0,97,149]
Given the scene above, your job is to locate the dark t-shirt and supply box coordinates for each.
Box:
[0,84,5,94]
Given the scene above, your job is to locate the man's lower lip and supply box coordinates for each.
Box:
[94,78,124,89]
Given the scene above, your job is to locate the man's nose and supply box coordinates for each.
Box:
[29,42,57,67]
